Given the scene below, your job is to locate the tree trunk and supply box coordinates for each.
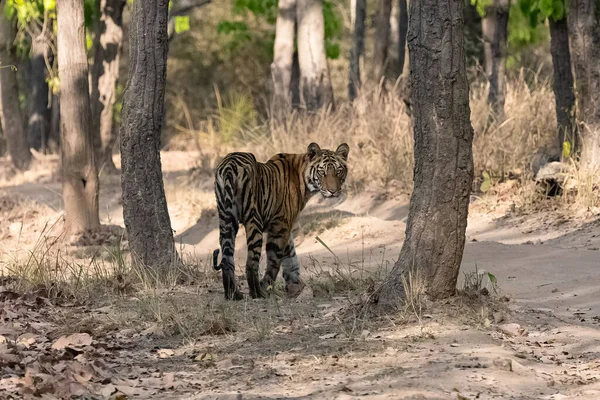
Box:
[90,0,126,175]
[397,0,408,77]
[297,0,334,111]
[481,9,494,77]
[271,0,297,123]
[290,50,301,109]
[549,17,575,151]
[486,0,509,122]
[370,0,390,86]
[57,0,100,235]
[27,31,51,153]
[379,0,474,303]
[349,0,366,100]
[0,14,32,171]
[120,0,178,273]
[49,93,60,152]
[568,0,600,168]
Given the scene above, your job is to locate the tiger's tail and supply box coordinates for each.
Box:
[212,249,221,271]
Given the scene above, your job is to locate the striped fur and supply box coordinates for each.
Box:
[213,142,350,299]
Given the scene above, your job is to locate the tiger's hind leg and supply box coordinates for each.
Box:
[281,236,305,298]
[260,228,290,295]
[244,223,265,299]
[215,176,243,300]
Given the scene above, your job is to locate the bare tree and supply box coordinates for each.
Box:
[120,0,178,273]
[90,0,127,174]
[297,0,334,110]
[371,0,391,84]
[568,0,600,168]
[57,0,100,234]
[549,15,575,151]
[271,0,297,122]
[349,0,366,100]
[379,0,474,302]
[0,14,32,171]
[486,0,510,122]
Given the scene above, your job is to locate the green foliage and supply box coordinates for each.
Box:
[174,15,191,34]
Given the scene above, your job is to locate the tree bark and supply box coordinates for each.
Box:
[27,28,51,153]
[90,0,126,175]
[481,8,494,77]
[0,14,32,171]
[487,0,509,122]
[370,0,390,86]
[568,0,600,168]
[57,0,100,235]
[349,0,366,100]
[271,0,297,123]
[397,0,408,77]
[120,0,178,273]
[549,17,575,151]
[297,0,334,111]
[379,0,474,303]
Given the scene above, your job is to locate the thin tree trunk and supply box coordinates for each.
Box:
[90,0,126,175]
[370,0,390,85]
[271,0,297,123]
[379,0,474,303]
[549,17,575,151]
[49,93,60,152]
[27,31,51,153]
[0,14,32,171]
[297,0,334,111]
[290,50,301,109]
[397,0,408,77]
[481,9,494,77]
[120,0,178,273]
[349,0,366,100]
[57,0,100,235]
[568,0,600,168]
[487,0,509,122]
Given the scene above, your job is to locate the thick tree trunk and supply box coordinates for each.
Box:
[297,0,334,111]
[0,15,32,171]
[271,0,297,123]
[568,0,600,168]
[290,50,301,109]
[487,0,509,122]
[349,0,366,100]
[120,0,178,273]
[57,0,100,235]
[397,0,408,77]
[370,0,390,85]
[549,17,575,151]
[27,31,51,153]
[90,0,126,175]
[379,0,474,303]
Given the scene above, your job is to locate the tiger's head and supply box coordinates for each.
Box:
[305,142,350,198]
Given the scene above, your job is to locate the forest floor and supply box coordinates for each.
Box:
[1,151,600,399]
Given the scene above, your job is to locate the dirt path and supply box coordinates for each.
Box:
[1,151,600,399]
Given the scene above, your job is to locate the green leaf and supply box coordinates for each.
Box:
[325,41,340,60]
[487,272,497,285]
[174,15,190,34]
[562,141,571,158]
[43,0,55,11]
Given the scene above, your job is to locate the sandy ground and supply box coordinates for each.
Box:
[1,151,600,399]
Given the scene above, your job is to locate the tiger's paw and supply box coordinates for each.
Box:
[285,281,305,298]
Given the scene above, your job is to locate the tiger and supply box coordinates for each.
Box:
[212,142,350,300]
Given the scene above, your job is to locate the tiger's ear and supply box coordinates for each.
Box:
[307,142,321,159]
[336,143,350,160]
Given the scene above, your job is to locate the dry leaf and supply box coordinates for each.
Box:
[319,333,338,340]
[52,333,93,351]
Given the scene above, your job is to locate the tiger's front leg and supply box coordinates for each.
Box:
[261,231,304,298]
[281,236,305,298]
